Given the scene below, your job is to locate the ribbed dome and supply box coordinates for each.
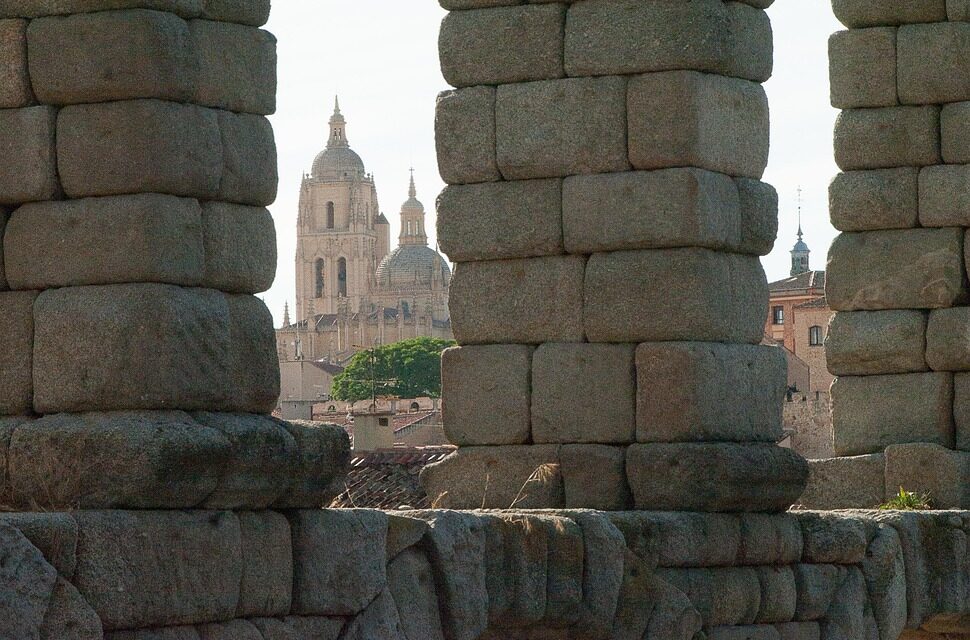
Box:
[376,245,451,289]
[311,146,365,181]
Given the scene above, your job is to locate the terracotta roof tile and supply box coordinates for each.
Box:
[329,446,455,510]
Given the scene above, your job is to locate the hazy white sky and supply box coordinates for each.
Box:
[263,1,843,325]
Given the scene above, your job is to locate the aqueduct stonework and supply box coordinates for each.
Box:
[0,0,968,639]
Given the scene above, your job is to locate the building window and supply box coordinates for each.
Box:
[314,259,324,298]
[772,306,784,325]
[410,402,420,412]
[338,257,348,296]
[326,202,335,229]
[809,325,823,346]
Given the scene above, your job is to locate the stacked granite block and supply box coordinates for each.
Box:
[816,0,970,508]
[424,0,808,512]
[0,0,349,510]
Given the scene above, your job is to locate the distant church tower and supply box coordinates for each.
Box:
[790,187,810,276]
[294,98,390,322]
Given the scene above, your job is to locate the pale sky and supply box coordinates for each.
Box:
[263,1,844,326]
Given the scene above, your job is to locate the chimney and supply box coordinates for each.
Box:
[352,406,395,452]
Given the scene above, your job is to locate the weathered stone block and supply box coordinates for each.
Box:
[941,102,970,164]
[657,566,762,627]
[0,511,77,578]
[564,0,772,82]
[441,344,533,446]
[0,207,7,290]
[828,28,897,109]
[898,23,970,105]
[197,621,261,640]
[450,255,585,344]
[608,511,742,567]
[32,284,232,413]
[885,443,970,509]
[215,110,277,206]
[628,71,769,179]
[7,411,229,510]
[0,106,59,205]
[568,512,626,637]
[833,106,940,170]
[951,0,970,20]
[951,373,970,451]
[738,514,803,566]
[437,179,563,262]
[481,514,548,628]
[737,178,779,256]
[74,510,241,630]
[0,291,35,415]
[496,76,629,180]
[826,229,965,311]
[40,576,103,640]
[273,420,350,509]
[927,307,970,371]
[709,626,781,640]
[775,622,820,640]
[0,418,23,504]
[226,294,280,414]
[440,5,564,87]
[829,169,919,231]
[236,511,292,618]
[831,0,946,27]
[57,99,222,199]
[435,86,499,185]
[585,249,768,343]
[201,202,276,294]
[201,0,270,26]
[626,443,808,512]
[388,548,445,640]
[792,563,846,622]
[190,20,276,114]
[826,310,927,376]
[289,509,387,616]
[420,445,563,509]
[562,168,742,254]
[27,10,197,105]
[533,343,636,444]
[107,628,201,640]
[4,194,204,290]
[0,522,58,640]
[252,618,344,640]
[796,512,868,564]
[920,165,970,227]
[831,373,954,456]
[561,444,631,510]
[0,20,31,108]
[0,1,203,19]
[636,342,785,443]
[386,515,428,561]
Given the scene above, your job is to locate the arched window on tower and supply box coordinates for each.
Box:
[326,202,335,229]
[314,259,324,298]
[338,257,348,297]
[809,325,823,346]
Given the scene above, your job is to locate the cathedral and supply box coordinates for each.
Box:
[276,99,452,403]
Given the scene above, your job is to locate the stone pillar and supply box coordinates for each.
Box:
[817,0,970,509]
[423,0,807,511]
[0,1,347,510]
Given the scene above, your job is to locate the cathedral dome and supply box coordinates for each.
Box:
[311,146,365,180]
[375,245,451,289]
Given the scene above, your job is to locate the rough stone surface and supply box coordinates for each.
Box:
[609,511,742,568]
[0,522,58,640]
[57,99,222,200]
[562,168,743,254]
[736,178,779,256]
[952,373,970,451]
[941,101,970,163]
[437,179,563,262]
[32,284,232,413]
[73,510,241,630]
[920,164,970,227]
[235,511,291,618]
[39,577,103,640]
[532,343,636,444]
[831,373,954,456]
[636,342,785,443]
[388,548,445,640]
[829,169,919,231]
[831,0,947,27]
[0,19,32,108]
[796,512,868,565]
[7,411,229,510]
[27,10,197,105]
[481,514,548,628]
[189,19,276,114]
[4,194,205,290]
[496,76,629,180]
[826,229,965,311]
[450,256,585,344]
[289,509,387,616]
[421,445,563,510]
[215,110,277,206]
[197,621,262,640]
[833,106,941,170]
[560,444,631,510]
[0,207,7,289]
[826,310,927,376]
[200,0,270,26]
[0,511,78,577]
[0,1,204,19]
[828,28,897,109]
[386,514,428,561]
[626,443,808,512]
[441,344,533,446]
[0,291,36,415]
[201,202,276,294]
[225,294,280,414]
[0,106,59,205]
[884,443,969,509]
[927,307,970,371]
[273,420,350,509]
[897,22,970,105]
[339,587,407,640]
[106,626,201,639]
[628,71,769,179]
[435,86,499,185]
[585,249,768,344]
[440,5,564,87]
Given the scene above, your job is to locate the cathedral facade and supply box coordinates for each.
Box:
[277,100,452,401]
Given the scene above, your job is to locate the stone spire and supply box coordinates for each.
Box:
[399,168,428,246]
[790,186,810,276]
[283,301,291,327]
[328,95,348,148]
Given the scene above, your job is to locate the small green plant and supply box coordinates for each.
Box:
[879,487,933,511]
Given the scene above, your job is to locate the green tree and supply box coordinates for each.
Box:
[330,336,456,402]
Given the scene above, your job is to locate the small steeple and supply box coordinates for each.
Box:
[283,301,291,327]
[328,95,348,148]
[400,169,428,247]
[408,167,417,199]
[790,186,811,276]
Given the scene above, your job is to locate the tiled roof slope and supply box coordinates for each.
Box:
[769,270,825,293]
[329,446,455,509]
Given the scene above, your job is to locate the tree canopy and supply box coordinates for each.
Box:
[330,336,456,402]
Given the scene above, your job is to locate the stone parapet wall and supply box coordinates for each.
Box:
[819,0,970,509]
[4,507,970,640]
[426,0,808,513]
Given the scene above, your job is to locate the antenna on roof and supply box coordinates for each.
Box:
[796,185,804,239]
